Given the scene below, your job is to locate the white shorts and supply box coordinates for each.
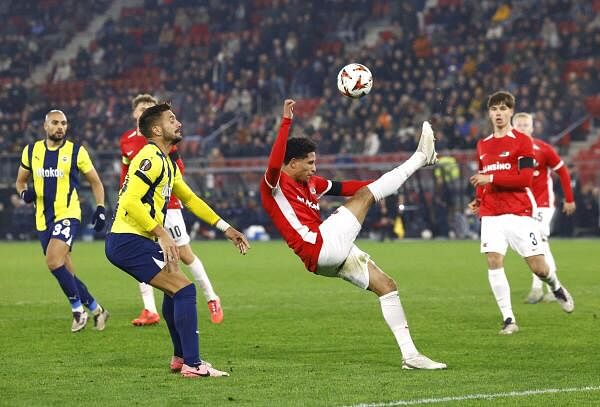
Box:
[532,207,555,239]
[315,206,370,289]
[480,214,543,258]
[164,209,190,246]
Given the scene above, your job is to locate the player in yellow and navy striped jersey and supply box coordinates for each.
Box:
[105,103,249,378]
[15,110,110,333]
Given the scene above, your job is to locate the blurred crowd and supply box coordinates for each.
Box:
[0,0,597,157]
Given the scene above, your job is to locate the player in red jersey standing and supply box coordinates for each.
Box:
[512,112,576,304]
[120,94,224,326]
[260,99,446,370]
[468,91,574,335]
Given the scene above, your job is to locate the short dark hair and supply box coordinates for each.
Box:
[138,103,171,138]
[284,137,316,164]
[487,91,515,109]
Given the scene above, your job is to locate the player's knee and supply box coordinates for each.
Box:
[369,271,397,296]
[486,253,503,269]
[382,275,397,293]
[45,255,64,271]
[173,282,196,298]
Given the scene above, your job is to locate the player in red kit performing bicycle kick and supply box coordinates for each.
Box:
[469,91,574,335]
[512,112,576,304]
[120,94,223,325]
[261,99,446,370]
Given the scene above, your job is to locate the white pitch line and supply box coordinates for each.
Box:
[347,385,600,406]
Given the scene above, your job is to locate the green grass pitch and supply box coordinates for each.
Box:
[1,239,599,406]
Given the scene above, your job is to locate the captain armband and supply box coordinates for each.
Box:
[518,157,535,170]
[325,181,342,196]
[215,219,231,232]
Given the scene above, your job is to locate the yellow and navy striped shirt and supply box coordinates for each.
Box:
[20,139,94,231]
[111,142,221,239]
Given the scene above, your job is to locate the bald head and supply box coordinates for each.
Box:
[44,110,68,142]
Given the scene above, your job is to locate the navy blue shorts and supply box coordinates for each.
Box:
[105,233,165,283]
[38,218,80,254]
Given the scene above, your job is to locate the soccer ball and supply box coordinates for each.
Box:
[337,63,373,99]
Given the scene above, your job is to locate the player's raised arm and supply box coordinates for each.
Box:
[173,177,250,255]
[265,99,295,189]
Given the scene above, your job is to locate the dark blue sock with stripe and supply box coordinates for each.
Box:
[74,276,98,312]
[162,293,183,358]
[51,265,83,311]
[173,284,200,366]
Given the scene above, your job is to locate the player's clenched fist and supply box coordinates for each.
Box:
[282,99,295,119]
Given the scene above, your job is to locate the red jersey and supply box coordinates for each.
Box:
[476,129,536,217]
[260,117,370,272]
[119,128,184,209]
[532,138,574,208]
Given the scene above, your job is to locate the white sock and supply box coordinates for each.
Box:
[379,291,419,359]
[139,282,157,313]
[488,268,515,322]
[367,153,426,202]
[539,267,561,292]
[187,256,218,301]
[541,240,559,292]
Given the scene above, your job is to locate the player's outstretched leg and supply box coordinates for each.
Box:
[367,121,437,202]
[133,282,161,326]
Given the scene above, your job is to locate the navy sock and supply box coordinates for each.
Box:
[162,293,183,358]
[50,265,83,311]
[173,284,200,366]
[74,276,98,311]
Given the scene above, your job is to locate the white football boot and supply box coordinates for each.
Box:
[416,121,438,166]
[71,310,88,333]
[552,287,574,313]
[402,354,447,370]
[499,317,519,335]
